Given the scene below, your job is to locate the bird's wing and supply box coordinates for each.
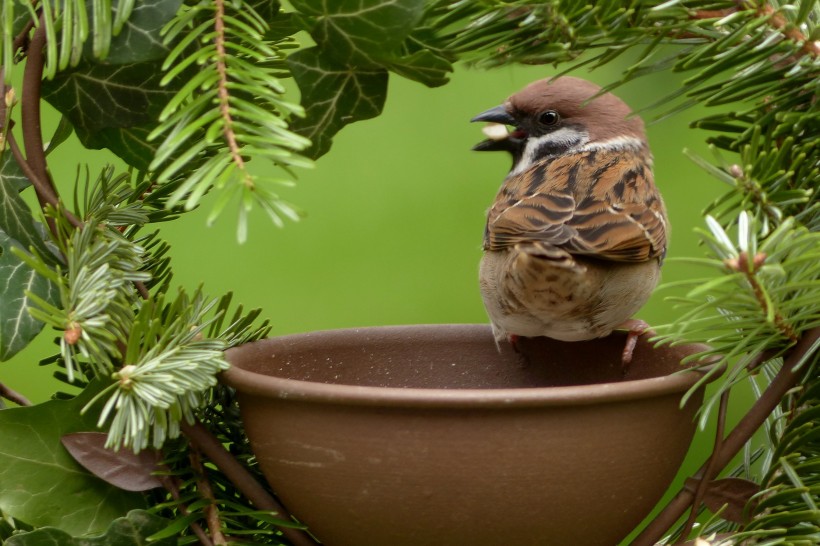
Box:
[484,148,667,262]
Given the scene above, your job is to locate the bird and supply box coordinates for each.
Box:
[471,76,668,364]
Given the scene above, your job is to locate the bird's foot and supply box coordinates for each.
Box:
[507,333,521,352]
[618,319,655,372]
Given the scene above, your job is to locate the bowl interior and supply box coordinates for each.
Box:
[225,323,699,391]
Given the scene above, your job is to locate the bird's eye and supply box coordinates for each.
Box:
[538,110,559,126]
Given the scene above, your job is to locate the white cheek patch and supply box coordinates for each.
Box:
[510,127,589,176]
[577,135,645,153]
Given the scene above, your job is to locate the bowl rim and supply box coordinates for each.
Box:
[220,324,710,409]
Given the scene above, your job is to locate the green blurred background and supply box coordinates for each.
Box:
[4,53,756,542]
[4,59,727,401]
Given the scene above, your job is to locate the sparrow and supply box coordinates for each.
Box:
[472,76,668,364]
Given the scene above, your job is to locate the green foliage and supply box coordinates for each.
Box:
[0,151,59,360]
[94,288,230,451]
[5,510,174,546]
[148,0,312,242]
[738,376,820,543]
[20,219,149,381]
[287,0,453,158]
[0,0,817,544]
[658,213,819,425]
[0,385,146,535]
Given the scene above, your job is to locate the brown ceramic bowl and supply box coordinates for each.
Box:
[221,324,708,546]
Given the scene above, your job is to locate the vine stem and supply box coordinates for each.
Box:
[181,421,319,546]
[630,326,819,546]
[678,389,730,542]
[0,380,32,406]
[157,472,213,546]
[190,448,228,545]
[17,21,82,232]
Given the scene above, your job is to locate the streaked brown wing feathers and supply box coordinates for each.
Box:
[485,148,667,262]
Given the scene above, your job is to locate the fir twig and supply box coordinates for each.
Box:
[631,326,820,546]
[213,0,248,190]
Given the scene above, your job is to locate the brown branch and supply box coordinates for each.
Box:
[16,21,82,232]
[760,4,820,58]
[677,389,731,543]
[181,420,319,546]
[21,22,55,199]
[691,8,738,20]
[213,0,250,186]
[726,251,800,344]
[688,3,819,59]
[630,326,820,546]
[0,380,32,406]
[158,472,214,546]
[190,448,228,546]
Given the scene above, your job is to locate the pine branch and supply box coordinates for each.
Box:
[213,0,248,189]
[149,0,311,242]
[632,326,819,546]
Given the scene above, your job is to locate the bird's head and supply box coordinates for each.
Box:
[472,77,646,174]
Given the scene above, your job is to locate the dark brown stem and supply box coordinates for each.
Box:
[760,4,820,58]
[0,380,32,406]
[17,22,82,232]
[630,326,819,546]
[181,420,319,546]
[21,23,55,199]
[190,448,228,545]
[158,472,213,546]
[691,7,738,20]
[677,389,731,543]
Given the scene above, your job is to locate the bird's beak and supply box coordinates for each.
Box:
[471,105,518,152]
[471,105,515,125]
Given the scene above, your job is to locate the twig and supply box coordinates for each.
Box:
[725,251,800,344]
[181,420,319,546]
[213,0,251,187]
[0,380,32,406]
[677,389,731,543]
[21,23,56,200]
[691,7,738,20]
[190,448,228,545]
[17,22,83,232]
[760,4,820,58]
[630,326,819,546]
[158,472,213,546]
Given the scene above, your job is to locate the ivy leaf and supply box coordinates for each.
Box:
[287,0,450,156]
[291,0,425,66]
[0,149,30,192]
[61,432,164,492]
[92,0,184,65]
[686,476,761,524]
[0,151,59,360]
[385,49,451,88]
[0,229,59,360]
[42,60,174,136]
[41,60,178,167]
[5,510,174,546]
[85,126,159,171]
[45,115,76,156]
[0,383,146,534]
[288,47,388,159]
[0,152,54,257]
